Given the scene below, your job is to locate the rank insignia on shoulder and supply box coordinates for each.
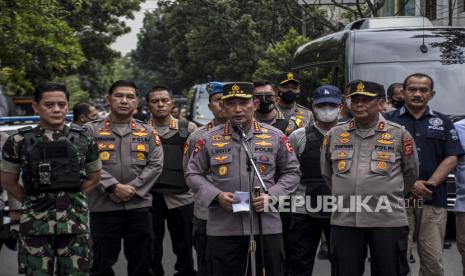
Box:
[100,151,110,161]
[255,134,272,140]
[218,165,228,176]
[213,142,229,148]
[136,152,145,161]
[256,141,272,146]
[403,137,413,156]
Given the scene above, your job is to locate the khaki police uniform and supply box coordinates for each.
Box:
[149,116,197,276]
[186,120,301,275]
[321,115,418,276]
[85,116,163,276]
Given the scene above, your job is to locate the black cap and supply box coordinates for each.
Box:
[221,82,254,100]
[277,72,300,85]
[346,80,385,98]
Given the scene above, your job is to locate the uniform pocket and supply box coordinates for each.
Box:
[370,151,395,176]
[130,142,149,165]
[210,154,233,178]
[331,150,354,174]
[426,129,446,140]
[255,153,275,176]
[98,143,117,165]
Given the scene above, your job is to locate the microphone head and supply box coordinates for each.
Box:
[232,123,245,136]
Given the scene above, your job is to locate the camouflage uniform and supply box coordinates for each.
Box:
[0,125,101,276]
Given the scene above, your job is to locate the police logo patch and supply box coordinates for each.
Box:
[376,161,387,171]
[183,142,189,155]
[337,160,346,171]
[403,137,414,156]
[429,117,443,126]
[137,152,145,161]
[194,139,205,155]
[100,151,110,161]
[259,164,267,174]
[451,129,459,140]
[218,165,228,176]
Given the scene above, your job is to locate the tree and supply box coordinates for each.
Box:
[131,0,333,94]
[253,28,310,82]
[0,1,84,95]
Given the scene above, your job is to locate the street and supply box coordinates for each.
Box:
[0,232,462,275]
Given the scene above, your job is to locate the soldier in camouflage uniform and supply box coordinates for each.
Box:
[0,83,102,276]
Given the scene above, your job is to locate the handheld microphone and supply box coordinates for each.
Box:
[232,123,246,139]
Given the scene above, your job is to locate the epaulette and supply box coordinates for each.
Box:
[386,120,403,129]
[70,124,84,133]
[134,118,145,124]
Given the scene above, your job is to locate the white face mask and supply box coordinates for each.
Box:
[314,106,340,123]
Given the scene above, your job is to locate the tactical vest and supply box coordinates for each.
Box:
[273,118,290,134]
[300,125,331,215]
[152,120,190,194]
[20,126,84,194]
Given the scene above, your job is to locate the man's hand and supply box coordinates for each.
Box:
[253,193,272,213]
[114,184,136,202]
[410,180,434,199]
[216,192,237,212]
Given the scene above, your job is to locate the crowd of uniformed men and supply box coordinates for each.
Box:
[1,72,465,276]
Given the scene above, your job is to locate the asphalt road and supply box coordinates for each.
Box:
[0,235,462,275]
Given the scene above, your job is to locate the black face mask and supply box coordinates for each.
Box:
[256,96,275,114]
[279,90,298,104]
[391,100,404,109]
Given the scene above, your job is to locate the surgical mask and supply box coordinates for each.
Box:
[256,96,275,114]
[314,106,340,123]
[279,90,298,104]
[391,99,404,109]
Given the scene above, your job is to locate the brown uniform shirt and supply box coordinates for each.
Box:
[186,120,301,236]
[321,115,418,227]
[85,116,164,212]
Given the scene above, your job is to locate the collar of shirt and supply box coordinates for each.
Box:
[399,105,435,119]
[223,120,263,141]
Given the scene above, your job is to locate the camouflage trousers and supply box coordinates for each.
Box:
[19,233,91,276]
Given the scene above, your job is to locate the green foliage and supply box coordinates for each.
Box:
[0,0,143,98]
[253,28,310,82]
[131,0,333,94]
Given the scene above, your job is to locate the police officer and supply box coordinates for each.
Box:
[253,80,298,136]
[146,85,197,276]
[0,82,102,275]
[321,80,418,276]
[288,85,343,275]
[85,80,163,276]
[276,72,313,127]
[186,82,301,276]
[182,81,227,276]
[384,73,464,276]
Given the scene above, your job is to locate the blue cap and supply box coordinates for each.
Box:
[313,85,342,105]
[206,82,224,96]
